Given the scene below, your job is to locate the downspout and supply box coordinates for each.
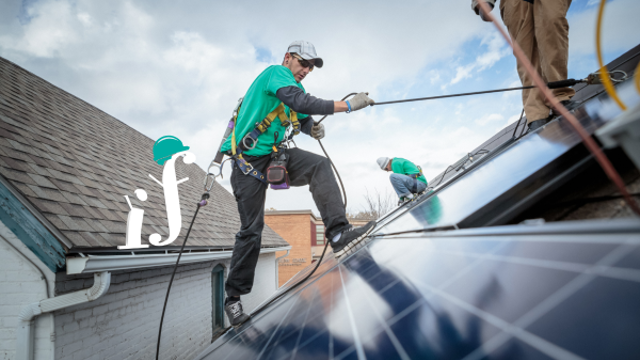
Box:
[275,250,290,289]
[16,272,111,360]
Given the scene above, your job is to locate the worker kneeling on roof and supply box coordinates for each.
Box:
[377,157,428,205]
[220,40,376,327]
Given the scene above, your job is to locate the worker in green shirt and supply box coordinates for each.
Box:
[377,157,428,205]
[220,40,376,327]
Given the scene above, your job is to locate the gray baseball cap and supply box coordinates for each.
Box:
[287,40,323,68]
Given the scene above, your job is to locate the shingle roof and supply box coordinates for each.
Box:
[0,57,288,251]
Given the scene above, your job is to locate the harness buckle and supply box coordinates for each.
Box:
[242,134,258,150]
[239,160,254,175]
[204,161,223,192]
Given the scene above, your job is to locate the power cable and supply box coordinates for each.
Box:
[596,0,626,110]
[160,94,357,357]
[155,194,209,360]
[243,93,355,320]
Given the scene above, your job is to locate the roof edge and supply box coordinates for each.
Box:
[66,246,291,274]
[0,173,74,249]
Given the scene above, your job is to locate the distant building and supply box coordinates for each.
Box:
[0,57,290,360]
[265,210,369,287]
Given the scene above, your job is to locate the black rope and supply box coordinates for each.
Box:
[155,199,205,360]
[511,109,525,139]
[372,79,585,107]
[245,93,355,321]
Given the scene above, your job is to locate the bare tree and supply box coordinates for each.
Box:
[351,188,396,220]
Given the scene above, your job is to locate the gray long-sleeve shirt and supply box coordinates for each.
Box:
[276,86,334,135]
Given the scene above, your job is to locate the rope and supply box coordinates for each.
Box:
[372,79,584,107]
[245,93,355,321]
[155,199,205,360]
[475,0,640,216]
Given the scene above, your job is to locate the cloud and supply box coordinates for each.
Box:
[475,113,504,126]
[1,0,636,212]
[449,32,510,85]
[568,0,640,58]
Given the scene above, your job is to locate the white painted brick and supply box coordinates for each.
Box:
[48,254,278,359]
[0,227,54,360]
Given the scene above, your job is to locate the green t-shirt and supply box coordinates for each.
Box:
[391,158,427,184]
[220,65,309,157]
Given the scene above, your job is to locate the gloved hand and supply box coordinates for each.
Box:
[311,122,325,140]
[471,0,495,22]
[347,92,375,112]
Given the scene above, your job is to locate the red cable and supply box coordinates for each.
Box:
[476,0,640,216]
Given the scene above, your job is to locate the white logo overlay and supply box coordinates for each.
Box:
[118,151,196,250]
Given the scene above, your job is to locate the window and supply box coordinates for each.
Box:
[316,224,325,245]
[211,264,225,334]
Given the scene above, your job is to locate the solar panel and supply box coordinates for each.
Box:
[195,220,640,360]
[194,50,640,360]
[373,84,639,236]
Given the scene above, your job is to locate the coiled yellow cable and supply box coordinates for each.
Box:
[596,0,627,110]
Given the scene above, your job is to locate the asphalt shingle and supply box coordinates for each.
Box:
[0,57,288,250]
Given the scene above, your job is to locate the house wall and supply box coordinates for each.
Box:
[265,214,312,287]
[0,221,55,360]
[51,253,276,360]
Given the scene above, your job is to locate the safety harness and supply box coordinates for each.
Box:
[409,165,424,180]
[214,98,301,185]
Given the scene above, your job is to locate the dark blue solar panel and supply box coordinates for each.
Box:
[194,56,640,360]
[372,87,639,235]
[194,220,640,360]
[375,117,594,235]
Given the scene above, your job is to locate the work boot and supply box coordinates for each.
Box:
[552,99,577,116]
[224,298,250,327]
[527,118,549,132]
[331,221,376,258]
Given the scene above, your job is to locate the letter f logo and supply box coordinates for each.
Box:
[148,136,196,246]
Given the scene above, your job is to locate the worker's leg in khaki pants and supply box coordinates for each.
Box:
[534,0,575,103]
[501,0,550,123]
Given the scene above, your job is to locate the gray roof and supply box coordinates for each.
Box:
[0,57,288,251]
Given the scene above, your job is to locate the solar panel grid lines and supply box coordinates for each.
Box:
[360,275,412,360]
[433,247,640,284]
[337,266,367,360]
[417,280,585,360]
[256,294,303,360]
[198,227,640,360]
[463,239,640,360]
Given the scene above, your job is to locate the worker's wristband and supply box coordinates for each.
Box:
[346,100,352,113]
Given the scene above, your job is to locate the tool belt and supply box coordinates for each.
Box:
[214,99,301,186]
[266,144,290,190]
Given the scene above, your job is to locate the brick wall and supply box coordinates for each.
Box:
[51,253,276,360]
[1,222,54,360]
[264,214,312,287]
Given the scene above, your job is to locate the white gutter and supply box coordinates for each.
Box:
[17,272,111,360]
[66,246,292,275]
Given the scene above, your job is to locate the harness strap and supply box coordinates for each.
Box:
[230,102,301,185]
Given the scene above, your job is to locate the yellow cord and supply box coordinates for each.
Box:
[231,119,237,156]
[635,61,640,95]
[596,0,627,110]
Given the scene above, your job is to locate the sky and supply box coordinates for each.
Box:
[1,0,639,216]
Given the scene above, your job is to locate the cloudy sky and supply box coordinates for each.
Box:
[1,0,639,215]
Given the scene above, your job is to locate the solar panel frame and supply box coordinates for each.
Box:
[195,220,640,360]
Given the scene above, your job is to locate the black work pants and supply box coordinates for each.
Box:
[225,148,350,297]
